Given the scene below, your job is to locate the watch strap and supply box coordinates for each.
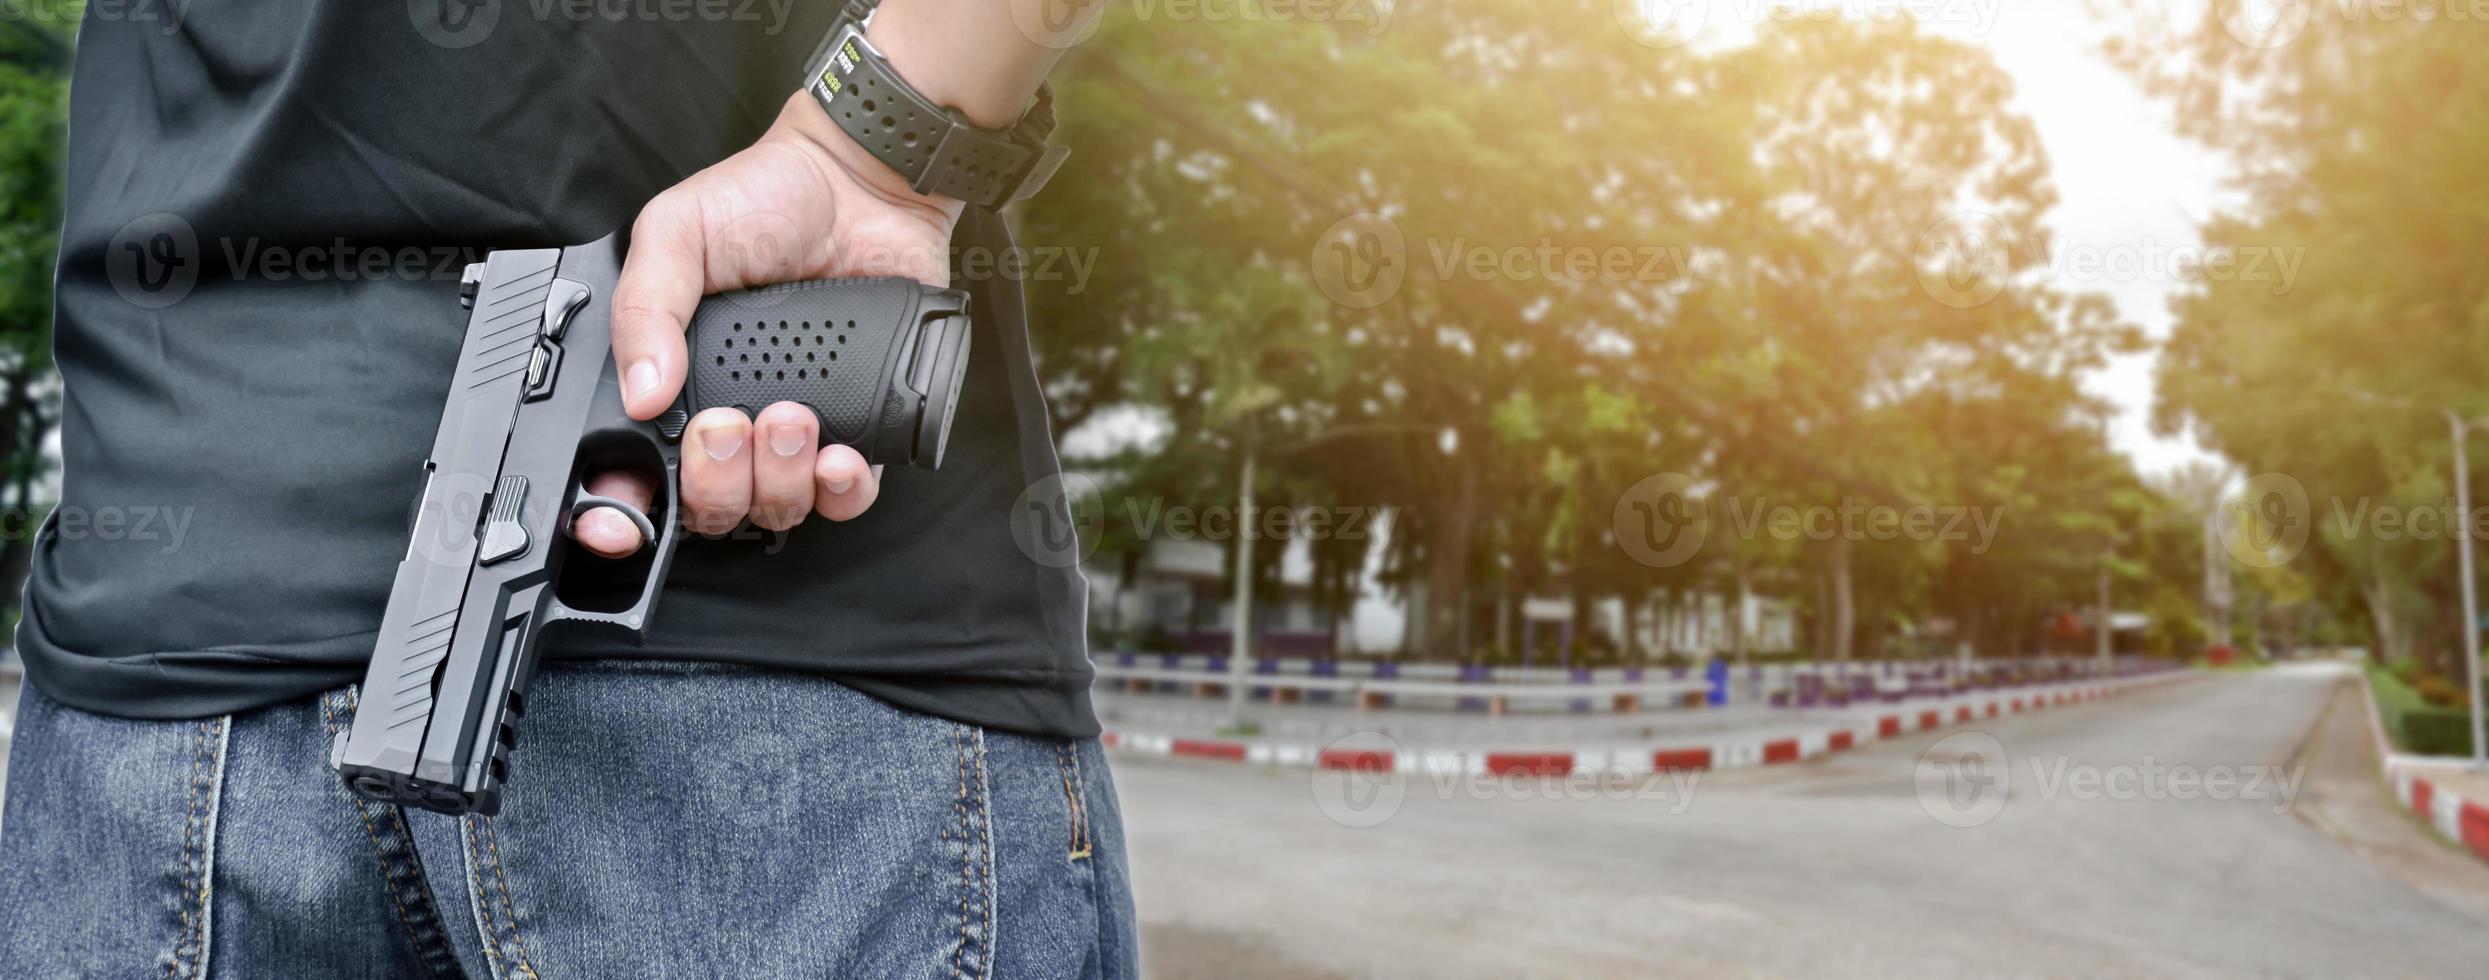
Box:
[807,6,1069,209]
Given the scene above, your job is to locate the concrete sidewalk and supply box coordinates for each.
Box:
[2292,670,2489,922]
[2349,664,2489,867]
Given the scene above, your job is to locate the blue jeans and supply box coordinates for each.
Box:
[0,661,1137,978]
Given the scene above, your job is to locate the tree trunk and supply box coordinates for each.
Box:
[1327,566,1347,658]
[1624,593,1644,663]
[2249,591,2267,659]
[1830,536,1856,662]
[1226,434,1258,723]
[2095,563,2113,666]
[1732,557,1753,666]
[1812,573,1833,661]
[1423,451,1480,660]
[1655,588,1674,656]
[1495,585,1512,657]
[1108,548,1138,648]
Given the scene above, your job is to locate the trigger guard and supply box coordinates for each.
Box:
[567,491,659,551]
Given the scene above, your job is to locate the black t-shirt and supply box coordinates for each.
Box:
[18,4,1097,737]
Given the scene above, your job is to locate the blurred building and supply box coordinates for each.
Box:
[1081,510,1797,660]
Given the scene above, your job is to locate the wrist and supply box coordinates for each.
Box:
[863,1,1062,129]
[770,92,966,217]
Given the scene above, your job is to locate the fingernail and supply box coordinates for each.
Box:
[591,511,634,548]
[769,424,809,457]
[701,424,745,462]
[625,359,661,402]
[826,476,855,495]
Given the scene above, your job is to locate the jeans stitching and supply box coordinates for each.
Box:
[163,716,227,980]
[163,721,205,980]
[970,728,995,980]
[198,717,228,980]
[1057,743,1092,861]
[322,691,464,979]
[950,724,970,980]
[457,819,511,980]
[1070,741,1124,980]
[471,818,542,980]
[947,723,996,980]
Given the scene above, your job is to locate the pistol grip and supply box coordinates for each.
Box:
[677,279,971,470]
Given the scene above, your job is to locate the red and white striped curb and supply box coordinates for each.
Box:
[2387,765,2489,865]
[2357,668,2489,866]
[1103,672,2194,778]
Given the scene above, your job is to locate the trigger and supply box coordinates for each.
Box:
[567,489,660,553]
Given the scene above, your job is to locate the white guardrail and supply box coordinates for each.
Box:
[1091,653,2166,715]
[1088,664,1710,714]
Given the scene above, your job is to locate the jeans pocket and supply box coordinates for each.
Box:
[0,684,231,979]
[400,662,1019,979]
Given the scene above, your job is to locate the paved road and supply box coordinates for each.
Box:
[1117,664,2489,978]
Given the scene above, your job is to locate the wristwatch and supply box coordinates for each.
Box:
[805,1,1070,210]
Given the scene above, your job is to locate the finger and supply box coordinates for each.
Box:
[572,469,659,558]
[611,194,705,420]
[680,408,754,536]
[813,444,881,523]
[751,402,821,532]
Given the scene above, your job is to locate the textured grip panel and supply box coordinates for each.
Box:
[683,278,924,455]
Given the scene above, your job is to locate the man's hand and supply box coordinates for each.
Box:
[573,93,966,557]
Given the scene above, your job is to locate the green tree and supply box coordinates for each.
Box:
[2112,4,2489,669]
[0,3,75,624]
[1708,16,2131,659]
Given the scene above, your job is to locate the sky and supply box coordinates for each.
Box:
[1640,0,2237,478]
[1918,1,2234,479]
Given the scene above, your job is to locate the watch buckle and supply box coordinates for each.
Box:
[1007,144,1071,206]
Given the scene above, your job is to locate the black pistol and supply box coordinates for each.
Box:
[331,233,972,815]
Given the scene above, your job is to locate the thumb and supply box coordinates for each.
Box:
[610,196,706,421]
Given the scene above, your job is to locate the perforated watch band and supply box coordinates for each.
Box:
[805,5,1070,210]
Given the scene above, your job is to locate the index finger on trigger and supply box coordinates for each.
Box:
[571,469,661,558]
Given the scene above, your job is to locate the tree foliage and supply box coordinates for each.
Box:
[1028,3,2151,659]
[2111,2,2489,668]
[0,2,75,622]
